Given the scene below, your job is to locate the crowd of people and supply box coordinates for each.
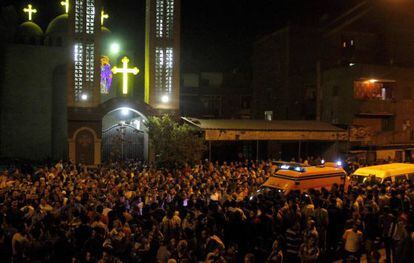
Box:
[0,160,413,262]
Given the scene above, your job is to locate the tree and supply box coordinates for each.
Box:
[145,115,206,168]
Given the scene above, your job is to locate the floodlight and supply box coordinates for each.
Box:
[110,43,120,55]
[121,108,129,116]
[161,95,170,103]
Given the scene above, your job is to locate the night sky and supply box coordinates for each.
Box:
[2,0,359,72]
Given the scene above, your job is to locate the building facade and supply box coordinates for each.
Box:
[251,26,321,120]
[250,1,414,162]
[180,71,252,119]
[0,6,69,161]
[0,0,180,164]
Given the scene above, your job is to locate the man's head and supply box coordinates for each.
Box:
[352,220,361,232]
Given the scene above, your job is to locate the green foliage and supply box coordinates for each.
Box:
[145,115,206,167]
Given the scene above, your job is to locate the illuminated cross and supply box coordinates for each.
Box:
[112,57,140,95]
[23,4,37,21]
[61,0,69,14]
[101,9,109,26]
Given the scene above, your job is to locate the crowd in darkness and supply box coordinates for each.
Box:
[0,160,413,263]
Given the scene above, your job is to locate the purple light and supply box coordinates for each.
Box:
[100,56,113,94]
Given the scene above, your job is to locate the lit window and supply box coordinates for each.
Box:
[85,43,95,82]
[155,46,174,99]
[354,80,395,100]
[75,0,85,33]
[166,0,174,39]
[156,0,164,38]
[165,47,173,93]
[86,0,95,34]
[342,39,355,48]
[155,0,174,39]
[74,43,84,101]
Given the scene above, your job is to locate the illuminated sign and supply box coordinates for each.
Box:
[100,56,113,94]
[23,4,37,21]
[112,56,139,95]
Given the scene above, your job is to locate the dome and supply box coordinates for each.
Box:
[100,26,112,46]
[17,21,43,38]
[101,26,111,36]
[46,14,68,35]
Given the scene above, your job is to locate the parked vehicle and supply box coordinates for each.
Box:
[259,163,348,195]
[351,163,414,184]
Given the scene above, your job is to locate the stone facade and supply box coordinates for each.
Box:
[0,44,68,160]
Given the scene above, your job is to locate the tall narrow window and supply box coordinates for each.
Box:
[165,47,173,93]
[86,0,95,34]
[155,47,173,97]
[85,43,95,82]
[74,43,84,101]
[156,0,174,39]
[166,0,174,39]
[75,0,85,33]
[156,0,164,38]
[155,47,164,95]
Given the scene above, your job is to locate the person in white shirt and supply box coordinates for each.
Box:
[342,222,363,262]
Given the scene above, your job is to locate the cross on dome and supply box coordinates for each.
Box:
[61,0,69,14]
[23,4,37,21]
[101,10,109,26]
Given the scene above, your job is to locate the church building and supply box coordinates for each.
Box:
[0,0,181,165]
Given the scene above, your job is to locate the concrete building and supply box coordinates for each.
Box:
[250,1,414,162]
[321,64,414,162]
[251,26,320,120]
[180,71,252,119]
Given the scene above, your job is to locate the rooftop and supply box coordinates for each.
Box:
[182,117,345,132]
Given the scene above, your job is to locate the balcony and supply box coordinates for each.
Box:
[356,100,395,116]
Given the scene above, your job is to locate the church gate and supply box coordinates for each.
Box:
[102,123,145,162]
